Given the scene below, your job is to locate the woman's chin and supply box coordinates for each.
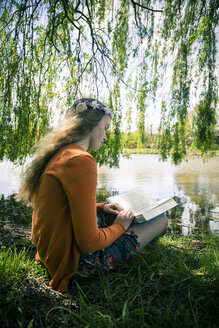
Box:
[89,145,99,151]
[89,141,103,151]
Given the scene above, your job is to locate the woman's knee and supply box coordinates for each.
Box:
[159,213,168,227]
[128,213,169,250]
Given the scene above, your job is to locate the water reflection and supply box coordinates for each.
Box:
[98,154,219,235]
[173,157,219,234]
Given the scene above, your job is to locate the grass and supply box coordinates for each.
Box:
[122,148,159,155]
[0,194,219,327]
[122,148,219,156]
[1,230,218,327]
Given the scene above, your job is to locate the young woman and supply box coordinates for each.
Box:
[17,98,168,292]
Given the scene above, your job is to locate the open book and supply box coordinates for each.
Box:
[107,187,178,223]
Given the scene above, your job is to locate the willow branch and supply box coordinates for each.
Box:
[76,3,95,54]
[0,0,42,31]
[61,0,80,31]
[130,0,163,13]
[131,0,139,27]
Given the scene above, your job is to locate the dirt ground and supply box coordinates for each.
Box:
[0,219,32,247]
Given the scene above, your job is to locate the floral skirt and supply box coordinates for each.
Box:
[77,213,140,276]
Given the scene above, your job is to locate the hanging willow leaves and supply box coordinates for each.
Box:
[0,0,218,165]
[159,0,218,162]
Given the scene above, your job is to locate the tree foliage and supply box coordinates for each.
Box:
[0,0,218,165]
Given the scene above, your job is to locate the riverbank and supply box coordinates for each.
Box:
[122,148,219,156]
[0,196,218,327]
[122,148,159,155]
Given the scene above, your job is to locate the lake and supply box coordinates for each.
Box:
[97,154,219,235]
[0,154,219,235]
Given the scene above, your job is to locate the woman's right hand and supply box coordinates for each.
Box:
[114,209,135,230]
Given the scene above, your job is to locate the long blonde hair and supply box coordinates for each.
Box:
[17,98,106,204]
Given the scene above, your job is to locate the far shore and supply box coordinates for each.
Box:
[122,148,219,156]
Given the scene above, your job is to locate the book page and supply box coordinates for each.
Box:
[107,187,153,214]
[135,198,177,221]
[107,188,178,223]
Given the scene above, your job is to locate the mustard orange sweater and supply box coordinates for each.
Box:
[32,145,125,291]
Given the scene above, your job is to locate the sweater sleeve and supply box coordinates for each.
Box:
[57,154,125,253]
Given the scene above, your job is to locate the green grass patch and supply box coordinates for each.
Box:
[122,148,159,155]
[45,233,219,328]
[0,245,48,290]
[0,194,218,327]
[0,246,34,288]
[1,233,218,327]
[0,244,49,328]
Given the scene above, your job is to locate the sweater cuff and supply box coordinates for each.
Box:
[96,202,107,213]
[112,221,126,234]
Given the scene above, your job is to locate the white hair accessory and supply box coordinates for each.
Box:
[76,102,87,113]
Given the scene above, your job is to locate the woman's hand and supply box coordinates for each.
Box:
[114,209,135,231]
[103,202,124,216]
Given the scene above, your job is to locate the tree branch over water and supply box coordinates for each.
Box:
[0,0,218,166]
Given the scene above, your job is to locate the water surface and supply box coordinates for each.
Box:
[97,154,219,235]
[0,154,218,235]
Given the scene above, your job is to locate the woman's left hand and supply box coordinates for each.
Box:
[103,202,124,216]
